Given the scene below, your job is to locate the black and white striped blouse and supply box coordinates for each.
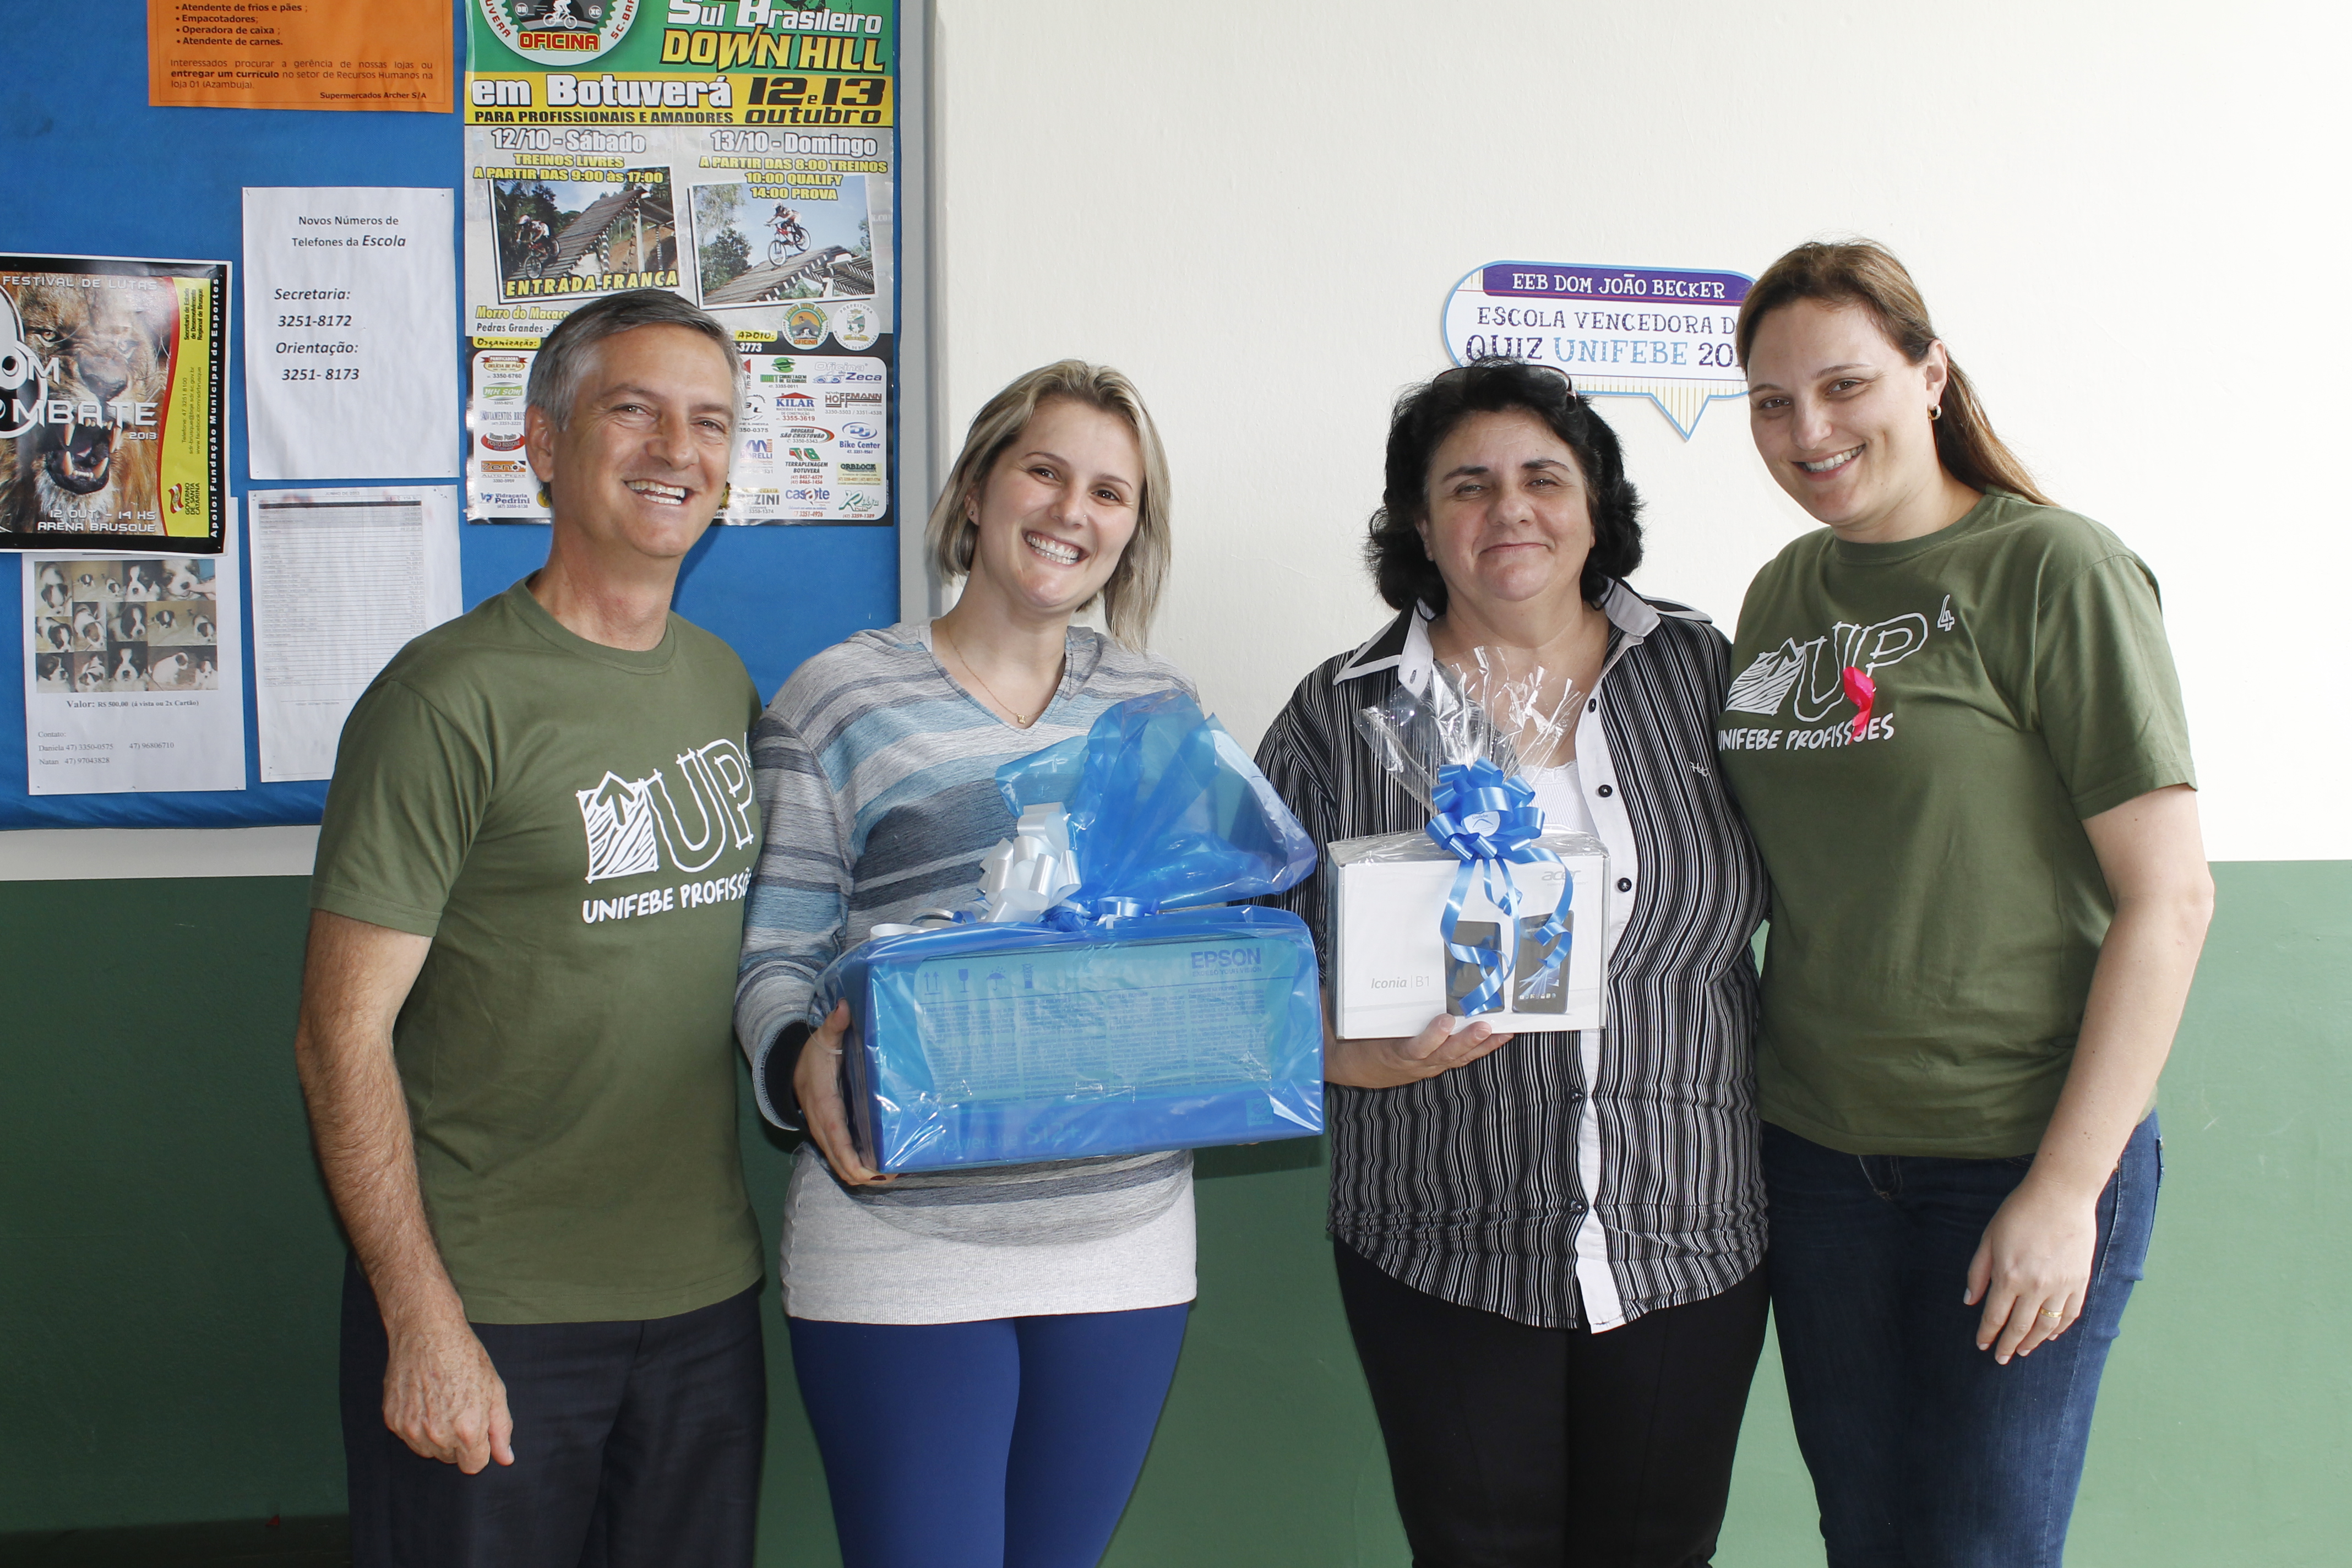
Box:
[1254,582,1770,1330]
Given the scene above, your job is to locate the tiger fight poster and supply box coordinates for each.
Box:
[462,1,896,527]
[0,255,231,553]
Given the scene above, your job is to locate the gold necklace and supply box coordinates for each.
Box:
[938,619,1056,728]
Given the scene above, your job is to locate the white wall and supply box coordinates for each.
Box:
[925,0,2351,862]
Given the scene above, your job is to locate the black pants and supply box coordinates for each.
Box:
[1335,1242,1769,1568]
[340,1255,766,1568]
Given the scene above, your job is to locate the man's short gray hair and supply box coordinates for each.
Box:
[525,289,742,429]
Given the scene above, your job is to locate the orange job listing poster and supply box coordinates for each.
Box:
[148,0,453,112]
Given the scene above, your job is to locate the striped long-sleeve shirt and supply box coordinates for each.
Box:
[735,620,1205,1322]
[1254,583,1770,1330]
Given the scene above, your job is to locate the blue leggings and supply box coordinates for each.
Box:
[787,1305,1189,1568]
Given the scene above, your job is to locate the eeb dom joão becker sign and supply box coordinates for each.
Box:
[1444,261,1754,438]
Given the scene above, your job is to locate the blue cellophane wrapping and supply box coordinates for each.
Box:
[831,907,1323,1172]
[815,690,1326,1173]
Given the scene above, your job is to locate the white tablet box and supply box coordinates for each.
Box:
[1326,829,1609,1039]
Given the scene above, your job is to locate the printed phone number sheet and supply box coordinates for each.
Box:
[242,187,460,481]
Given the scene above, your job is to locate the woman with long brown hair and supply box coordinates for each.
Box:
[1720,239,2213,1564]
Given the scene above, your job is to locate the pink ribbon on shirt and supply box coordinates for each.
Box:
[1842,667,1876,742]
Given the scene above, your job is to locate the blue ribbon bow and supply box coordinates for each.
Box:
[1040,895,1162,932]
[1425,760,1574,1017]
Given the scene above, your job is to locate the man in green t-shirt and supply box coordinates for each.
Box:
[294,291,767,1568]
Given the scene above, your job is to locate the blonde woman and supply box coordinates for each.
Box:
[736,362,1193,1568]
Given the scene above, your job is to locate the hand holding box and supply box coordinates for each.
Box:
[814,690,1326,1173]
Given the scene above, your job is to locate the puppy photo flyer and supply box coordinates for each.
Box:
[21,538,247,795]
[461,0,896,526]
[0,255,230,553]
[242,188,462,482]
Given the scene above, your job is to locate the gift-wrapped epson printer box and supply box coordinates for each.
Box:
[1327,652,1609,1040]
[815,691,1325,1174]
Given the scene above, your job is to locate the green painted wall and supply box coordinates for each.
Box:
[3,862,2346,1563]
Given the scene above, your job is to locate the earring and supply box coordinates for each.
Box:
[536,482,552,507]
[1928,406,1943,422]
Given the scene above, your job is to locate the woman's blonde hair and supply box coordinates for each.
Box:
[1736,238,2053,507]
[925,360,1172,649]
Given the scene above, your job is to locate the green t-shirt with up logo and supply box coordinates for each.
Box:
[1718,492,2194,1157]
[313,582,765,1323]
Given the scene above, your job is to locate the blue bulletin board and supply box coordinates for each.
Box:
[0,2,902,829]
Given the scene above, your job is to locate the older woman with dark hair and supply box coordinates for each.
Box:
[1255,360,1772,1567]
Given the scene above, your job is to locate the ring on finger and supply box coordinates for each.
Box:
[2039,1306,2064,1321]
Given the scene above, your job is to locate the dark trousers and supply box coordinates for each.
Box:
[1762,1116,2161,1568]
[340,1254,766,1568]
[1334,1242,1770,1568]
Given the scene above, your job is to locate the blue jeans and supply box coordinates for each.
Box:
[788,1305,1189,1568]
[1762,1116,2160,1568]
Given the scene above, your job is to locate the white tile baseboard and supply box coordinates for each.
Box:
[0,826,320,881]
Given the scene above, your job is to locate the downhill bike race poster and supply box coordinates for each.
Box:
[463,0,895,526]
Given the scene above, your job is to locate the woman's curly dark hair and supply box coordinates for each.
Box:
[1365,359,1643,614]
